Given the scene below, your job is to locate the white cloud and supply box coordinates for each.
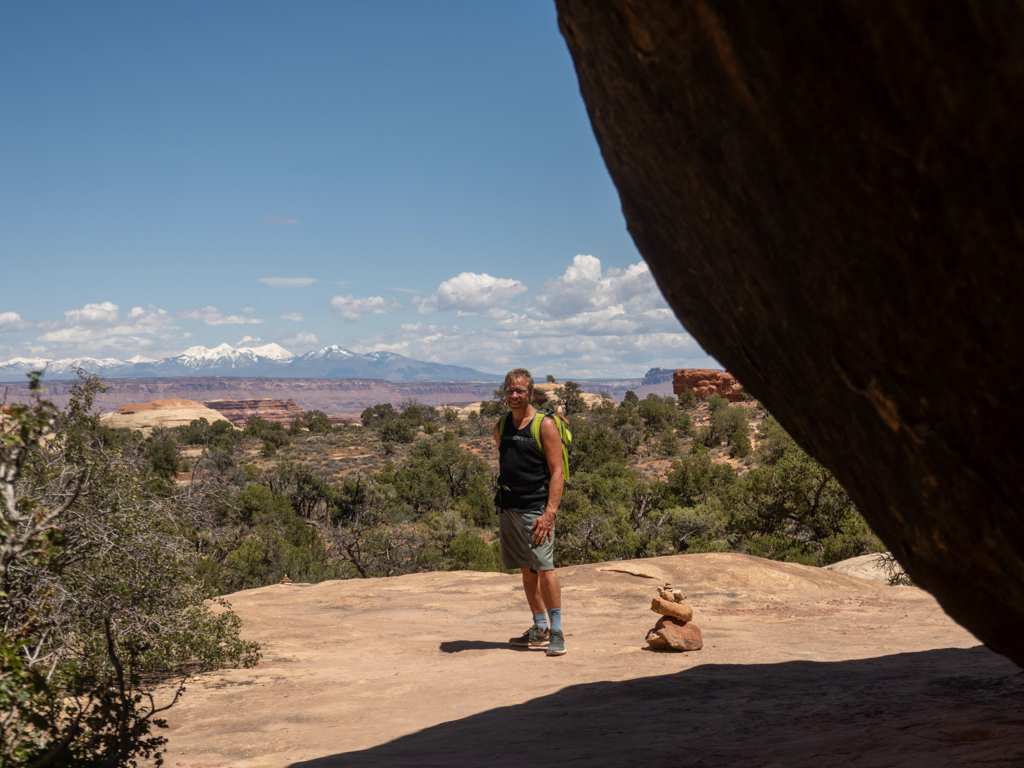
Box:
[280,312,305,322]
[261,215,299,225]
[235,335,262,346]
[0,312,32,332]
[284,331,319,348]
[346,256,710,377]
[260,277,317,289]
[177,306,264,326]
[528,255,667,319]
[330,294,402,322]
[415,272,527,317]
[50,301,121,327]
[34,304,176,354]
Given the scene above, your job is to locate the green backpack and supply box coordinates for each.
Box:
[498,406,573,486]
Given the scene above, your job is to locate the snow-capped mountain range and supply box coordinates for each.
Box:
[0,344,501,382]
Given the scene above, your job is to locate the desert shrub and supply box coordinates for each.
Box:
[223,485,338,589]
[378,417,415,444]
[567,418,629,475]
[729,428,752,458]
[0,373,260,767]
[675,410,695,437]
[176,417,240,450]
[415,511,503,573]
[665,446,741,508]
[555,380,587,415]
[730,417,882,566]
[677,388,698,409]
[361,403,398,429]
[479,400,508,419]
[300,409,334,434]
[707,393,729,412]
[664,499,731,553]
[555,472,675,566]
[326,478,423,578]
[657,428,681,456]
[876,552,913,586]
[378,432,493,523]
[144,428,180,481]
[699,403,748,448]
[637,393,677,430]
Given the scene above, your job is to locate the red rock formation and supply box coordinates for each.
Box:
[673,369,744,402]
[204,398,305,427]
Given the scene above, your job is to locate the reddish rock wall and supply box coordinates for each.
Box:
[673,369,744,402]
[204,398,305,427]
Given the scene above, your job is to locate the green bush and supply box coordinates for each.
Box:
[677,388,698,409]
[0,373,260,767]
[225,485,338,589]
[379,417,415,444]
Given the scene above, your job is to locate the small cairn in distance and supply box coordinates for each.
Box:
[646,583,703,652]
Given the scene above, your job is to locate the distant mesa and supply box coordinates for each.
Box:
[99,399,228,434]
[673,369,745,402]
[641,367,677,386]
[205,398,305,427]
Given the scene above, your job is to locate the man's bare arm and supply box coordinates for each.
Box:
[532,416,564,544]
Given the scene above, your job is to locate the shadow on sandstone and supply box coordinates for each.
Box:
[289,646,1024,768]
[439,640,520,653]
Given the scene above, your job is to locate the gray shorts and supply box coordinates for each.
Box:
[498,509,555,571]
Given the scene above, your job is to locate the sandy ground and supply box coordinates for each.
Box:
[160,553,1024,767]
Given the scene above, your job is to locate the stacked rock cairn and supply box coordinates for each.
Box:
[646,583,703,652]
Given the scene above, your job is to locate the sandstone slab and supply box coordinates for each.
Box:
[151,552,1023,767]
[98,399,229,434]
[824,552,897,584]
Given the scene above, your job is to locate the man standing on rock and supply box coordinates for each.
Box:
[494,368,566,656]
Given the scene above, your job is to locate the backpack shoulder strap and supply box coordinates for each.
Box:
[530,412,546,450]
[531,411,571,484]
[498,412,509,436]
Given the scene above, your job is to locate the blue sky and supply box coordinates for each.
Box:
[0,1,715,378]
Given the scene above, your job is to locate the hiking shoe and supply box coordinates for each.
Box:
[546,629,566,656]
[510,624,549,647]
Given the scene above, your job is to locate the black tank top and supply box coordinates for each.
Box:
[496,412,551,512]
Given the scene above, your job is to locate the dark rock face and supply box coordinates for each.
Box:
[556,1,1024,665]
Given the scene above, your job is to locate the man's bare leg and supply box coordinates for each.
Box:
[536,568,561,612]
[521,567,547,616]
[537,568,565,654]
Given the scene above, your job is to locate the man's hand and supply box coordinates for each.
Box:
[531,510,556,545]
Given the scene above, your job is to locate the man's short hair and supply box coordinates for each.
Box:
[504,368,534,393]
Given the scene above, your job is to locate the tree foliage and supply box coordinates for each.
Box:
[0,373,260,767]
